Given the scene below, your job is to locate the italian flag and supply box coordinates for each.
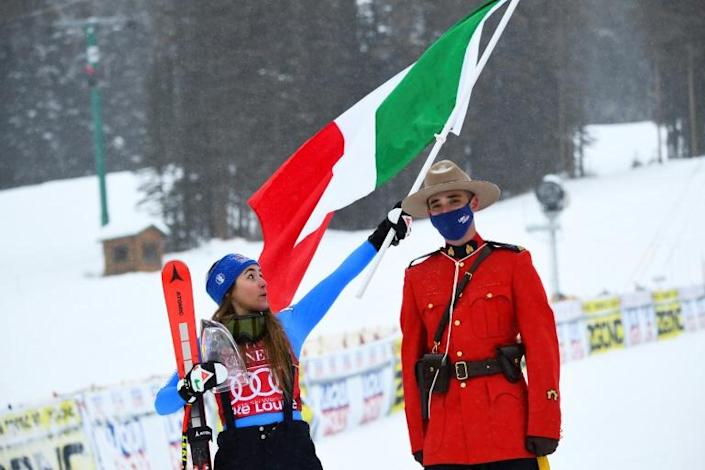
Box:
[249,0,515,312]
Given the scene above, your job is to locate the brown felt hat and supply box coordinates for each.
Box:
[401,160,500,218]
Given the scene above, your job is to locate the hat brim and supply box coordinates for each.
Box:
[401,180,501,218]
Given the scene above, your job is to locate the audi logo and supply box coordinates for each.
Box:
[229,367,281,402]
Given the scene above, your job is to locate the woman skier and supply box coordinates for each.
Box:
[154,204,411,469]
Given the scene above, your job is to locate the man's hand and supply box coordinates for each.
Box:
[525,436,559,456]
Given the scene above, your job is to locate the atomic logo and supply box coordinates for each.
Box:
[170,265,184,283]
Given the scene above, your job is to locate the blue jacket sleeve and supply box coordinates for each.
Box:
[154,372,185,415]
[279,240,377,357]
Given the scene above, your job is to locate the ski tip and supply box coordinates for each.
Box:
[161,259,191,283]
[163,259,186,269]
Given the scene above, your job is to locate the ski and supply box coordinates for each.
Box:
[162,260,213,470]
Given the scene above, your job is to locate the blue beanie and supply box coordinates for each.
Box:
[206,254,258,305]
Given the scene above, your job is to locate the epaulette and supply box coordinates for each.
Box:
[485,240,525,252]
[407,249,441,268]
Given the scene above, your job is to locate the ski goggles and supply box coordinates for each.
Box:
[227,312,267,344]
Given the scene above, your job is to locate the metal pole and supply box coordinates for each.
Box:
[547,211,560,297]
[355,0,522,298]
[85,24,109,226]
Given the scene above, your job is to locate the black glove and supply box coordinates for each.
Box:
[177,361,228,404]
[412,451,423,466]
[525,436,559,456]
[368,201,412,251]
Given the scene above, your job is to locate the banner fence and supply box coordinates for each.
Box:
[2,284,703,468]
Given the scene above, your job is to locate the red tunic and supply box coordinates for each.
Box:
[400,234,561,466]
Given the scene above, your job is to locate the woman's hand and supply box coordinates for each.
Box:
[177,361,228,403]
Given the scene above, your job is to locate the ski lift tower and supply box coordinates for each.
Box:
[527,175,568,299]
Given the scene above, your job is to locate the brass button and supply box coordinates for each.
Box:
[460,382,467,388]
[459,262,465,267]
[456,351,463,357]
[454,320,461,326]
[486,292,493,298]
[427,303,434,309]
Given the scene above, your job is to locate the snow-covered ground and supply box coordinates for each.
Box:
[1,122,704,468]
[316,330,705,469]
[583,121,664,175]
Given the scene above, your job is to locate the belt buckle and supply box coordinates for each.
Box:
[455,361,469,380]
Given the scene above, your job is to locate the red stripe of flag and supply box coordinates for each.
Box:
[248,122,345,312]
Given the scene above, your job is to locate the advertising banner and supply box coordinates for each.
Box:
[553,300,585,362]
[583,296,624,354]
[79,381,180,470]
[678,285,705,332]
[620,291,657,347]
[390,338,404,414]
[0,399,96,470]
[652,289,684,340]
[302,337,396,440]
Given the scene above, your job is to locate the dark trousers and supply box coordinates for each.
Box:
[214,420,322,470]
[427,458,539,470]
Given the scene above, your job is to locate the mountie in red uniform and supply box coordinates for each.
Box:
[400,233,561,467]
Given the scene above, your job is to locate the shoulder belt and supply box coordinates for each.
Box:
[485,240,525,253]
[407,249,441,268]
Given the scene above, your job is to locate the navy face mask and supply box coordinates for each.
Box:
[430,205,474,241]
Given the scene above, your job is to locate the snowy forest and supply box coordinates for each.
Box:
[1,0,704,249]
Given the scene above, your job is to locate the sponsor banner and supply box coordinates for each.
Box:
[358,366,393,425]
[159,407,186,470]
[566,319,588,361]
[309,378,351,439]
[391,338,404,413]
[0,400,83,447]
[553,299,583,323]
[582,296,621,317]
[0,399,96,469]
[0,429,96,470]
[652,289,684,340]
[553,300,584,363]
[302,337,396,440]
[620,291,657,347]
[678,285,705,332]
[297,364,317,437]
[583,297,624,354]
[79,380,178,470]
[302,338,395,382]
[555,321,569,363]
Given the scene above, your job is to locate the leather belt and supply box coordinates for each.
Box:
[453,357,502,380]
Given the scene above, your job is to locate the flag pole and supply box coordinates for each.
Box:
[356,0,521,298]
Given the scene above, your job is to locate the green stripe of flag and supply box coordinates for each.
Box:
[374,0,500,187]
